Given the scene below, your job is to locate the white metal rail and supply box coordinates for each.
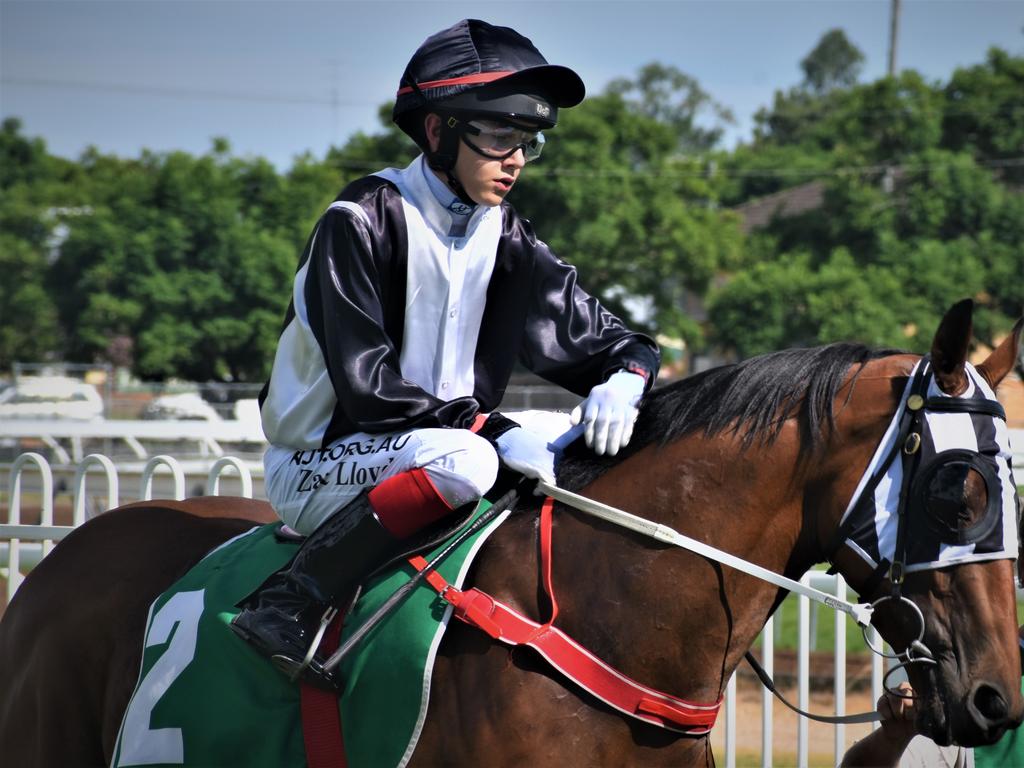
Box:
[1,451,255,597]
[0,418,265,463]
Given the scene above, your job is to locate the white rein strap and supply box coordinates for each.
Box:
[536,481,875,629]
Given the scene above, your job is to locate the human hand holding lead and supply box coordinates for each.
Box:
[877,682,918,748]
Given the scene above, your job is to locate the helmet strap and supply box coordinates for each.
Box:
[444,168,476,208]
[426,114,477,207]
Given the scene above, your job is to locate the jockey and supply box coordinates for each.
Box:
[231,19,661,686]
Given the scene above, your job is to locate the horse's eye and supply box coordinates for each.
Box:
[925,462,987,534]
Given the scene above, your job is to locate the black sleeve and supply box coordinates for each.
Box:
[517,233,661,395]
[307,206,480,432]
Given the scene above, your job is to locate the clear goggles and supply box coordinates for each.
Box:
[459,119,546,162]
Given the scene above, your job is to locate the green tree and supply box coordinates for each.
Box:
[0,120,68,367]
[941,48,1024,183]
[707,250,906,358]
[715,143,831,206]
[0,233,61,367]
[512,88,743,346]
[606,62,735,153]
[719,43,1021,358]
[714,148,1022,357]
[894,149,1001,241]
[800,29,865,94]
[46,143,305,381]
[983,193,1024,323]
[1,117,53,190]
[753,70,943,163]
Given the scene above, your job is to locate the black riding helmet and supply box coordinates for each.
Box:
[393,19,585,203]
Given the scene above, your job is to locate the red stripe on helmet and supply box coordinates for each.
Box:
[397,71,516,96]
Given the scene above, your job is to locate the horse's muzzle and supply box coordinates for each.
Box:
[959,679,1021,746]
[942,684,1024,749]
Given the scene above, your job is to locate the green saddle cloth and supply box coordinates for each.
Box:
[111,502,506,768]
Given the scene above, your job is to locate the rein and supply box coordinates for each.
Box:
[536,481,875,627]
[536,481,883,726]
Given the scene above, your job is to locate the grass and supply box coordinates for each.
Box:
[762,596,1024,655]
[730,750,835,767]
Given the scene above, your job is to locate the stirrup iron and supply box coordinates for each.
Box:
[271,606,338,683]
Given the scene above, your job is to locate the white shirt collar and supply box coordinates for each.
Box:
[399,156,492,239]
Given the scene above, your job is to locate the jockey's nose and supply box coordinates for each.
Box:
[502,147,526,170]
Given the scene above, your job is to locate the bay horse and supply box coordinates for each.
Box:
[1,300,1021,767]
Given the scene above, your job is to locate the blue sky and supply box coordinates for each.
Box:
[2,0,1022,170]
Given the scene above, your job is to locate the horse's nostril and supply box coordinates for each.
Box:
[972,682,1009,724]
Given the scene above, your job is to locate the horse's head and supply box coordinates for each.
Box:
[835,300,1023,747]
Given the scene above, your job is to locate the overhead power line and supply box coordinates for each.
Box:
[3,76,1014,119]
[1,76,376,108]
[326,156,1024,180]
[4,77,1020,181]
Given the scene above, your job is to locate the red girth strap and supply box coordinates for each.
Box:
[409,497,722,734]
[301,614,347,767]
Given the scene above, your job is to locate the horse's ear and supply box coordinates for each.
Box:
[977,316,1023,389]
[931,299,974,395]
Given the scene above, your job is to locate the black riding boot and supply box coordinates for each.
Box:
[230,493,397,688]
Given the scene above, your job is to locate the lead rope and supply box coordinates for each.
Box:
[743,651,881,724]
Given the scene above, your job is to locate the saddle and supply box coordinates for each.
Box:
[112,501,509,768]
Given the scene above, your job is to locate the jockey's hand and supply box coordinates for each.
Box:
[571,371,646,457]
[495,427,556,486]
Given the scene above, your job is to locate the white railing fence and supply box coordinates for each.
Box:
[721,572,887,768]
[1,451,255,597]
[1,450,1006,767]
[0,418,265,464]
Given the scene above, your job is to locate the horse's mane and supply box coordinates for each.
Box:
[558,342,905,491]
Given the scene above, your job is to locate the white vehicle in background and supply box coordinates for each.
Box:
[0,376,105,421]
[140,392,222,421]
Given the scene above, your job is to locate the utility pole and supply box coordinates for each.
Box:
[887,0,901,76]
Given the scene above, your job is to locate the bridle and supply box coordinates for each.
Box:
[832,356,1011,695]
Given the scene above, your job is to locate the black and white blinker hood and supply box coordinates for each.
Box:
[838,359,1020,574]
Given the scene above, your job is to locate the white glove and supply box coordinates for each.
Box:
[570,371,646,457]
[495,427,556,485]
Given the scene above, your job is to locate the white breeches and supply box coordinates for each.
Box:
[263,410,574,535]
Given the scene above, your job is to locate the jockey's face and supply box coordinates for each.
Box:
[425,113,527,207]
[452,132,526,207]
